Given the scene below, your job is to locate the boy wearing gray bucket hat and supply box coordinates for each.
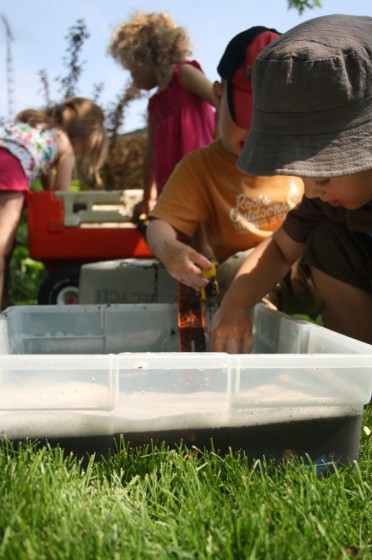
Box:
[211,14,372,353]
[146,27,305,298]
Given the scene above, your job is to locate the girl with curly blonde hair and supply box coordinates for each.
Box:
[109,11,216,222]
[0,96,107,309]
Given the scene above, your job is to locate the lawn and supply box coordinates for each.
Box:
[0,406,370,560]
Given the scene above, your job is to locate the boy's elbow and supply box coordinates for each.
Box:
[146,218,177,254]
[145,219,162,252]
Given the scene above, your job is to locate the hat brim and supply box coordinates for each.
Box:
[238,116,372,178]
[227,82,252,130]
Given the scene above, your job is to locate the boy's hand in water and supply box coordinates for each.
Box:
[209,304,253,353]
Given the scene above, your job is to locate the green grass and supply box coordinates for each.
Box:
[0,407,370,559]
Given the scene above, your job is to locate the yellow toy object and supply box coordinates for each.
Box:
[200,258,219,301]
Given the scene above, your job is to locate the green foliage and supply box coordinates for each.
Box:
[8,240,44,306]
[288,0,322,14]
[9,242,46,306]
[7,180,46,306]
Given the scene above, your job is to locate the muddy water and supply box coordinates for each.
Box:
[7,414,362,472]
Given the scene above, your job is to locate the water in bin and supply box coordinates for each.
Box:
[0,303,370,472]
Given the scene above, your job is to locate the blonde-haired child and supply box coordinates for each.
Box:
[0,96,107,309]
[109,11,216,222]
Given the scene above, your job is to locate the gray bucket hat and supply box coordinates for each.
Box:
[238,14,372,178]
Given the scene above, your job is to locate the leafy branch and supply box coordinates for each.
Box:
[288,0,322,14]
[57,18,90,99]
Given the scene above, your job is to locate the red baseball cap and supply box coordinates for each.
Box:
[217,27,281,129]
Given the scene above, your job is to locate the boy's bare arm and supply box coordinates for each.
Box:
[146,219,212,290]
[210,227,304,353]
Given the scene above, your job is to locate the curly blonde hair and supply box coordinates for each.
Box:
[109,11,193,69]
[16,97,107,186]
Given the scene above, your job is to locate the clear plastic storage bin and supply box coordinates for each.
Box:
[0,303,371,467]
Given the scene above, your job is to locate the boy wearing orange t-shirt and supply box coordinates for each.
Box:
[146,27,304,299]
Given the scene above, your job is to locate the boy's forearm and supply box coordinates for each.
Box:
[220,235,296,312]
[146,219,178,262]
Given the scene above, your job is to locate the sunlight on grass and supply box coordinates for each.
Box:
[0,407,370,559]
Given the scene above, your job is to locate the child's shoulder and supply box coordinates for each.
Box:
[55,129,74,154]
[176,60,203,73]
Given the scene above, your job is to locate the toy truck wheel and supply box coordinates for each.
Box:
[38,267,80,305]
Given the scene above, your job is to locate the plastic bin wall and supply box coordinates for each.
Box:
[0,303,371,465]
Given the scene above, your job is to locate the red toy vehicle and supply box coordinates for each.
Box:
[26,190,151,304]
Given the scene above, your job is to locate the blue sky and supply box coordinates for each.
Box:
[1,0,371,132]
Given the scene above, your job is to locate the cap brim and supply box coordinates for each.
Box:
[227,83,252,130]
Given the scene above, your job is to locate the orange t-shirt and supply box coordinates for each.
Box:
[149,139,304,263]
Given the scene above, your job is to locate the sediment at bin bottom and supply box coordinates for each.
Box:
[0,387,362,467]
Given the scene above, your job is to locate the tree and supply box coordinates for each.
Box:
[57,18,90,99]
[93,81,145,191]
[288,0,322,14]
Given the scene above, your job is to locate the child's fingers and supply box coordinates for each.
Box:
[188,250,213,271]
